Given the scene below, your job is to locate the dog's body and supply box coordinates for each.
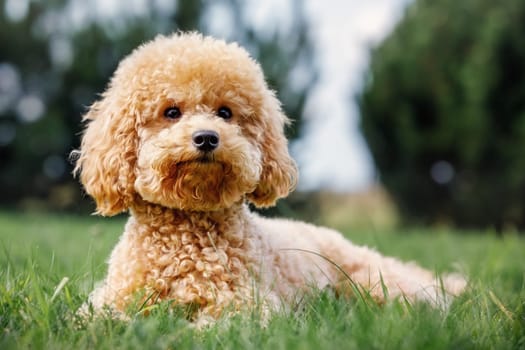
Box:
[75,33,465,321]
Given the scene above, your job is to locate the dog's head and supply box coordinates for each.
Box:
[74,33,297,215]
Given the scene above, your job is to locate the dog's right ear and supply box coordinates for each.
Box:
[73,95,137,216]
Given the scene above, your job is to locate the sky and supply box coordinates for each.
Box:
[294,0,410,191]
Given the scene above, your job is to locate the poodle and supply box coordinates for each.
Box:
[74,32,466,321]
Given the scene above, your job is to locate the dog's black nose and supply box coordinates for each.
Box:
[192,130,219,152]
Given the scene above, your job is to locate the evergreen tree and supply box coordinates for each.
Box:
[359,0,525,230]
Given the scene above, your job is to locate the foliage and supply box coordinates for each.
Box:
[0,212,524,349]
[0,0,316,211]
[359,0,525,229]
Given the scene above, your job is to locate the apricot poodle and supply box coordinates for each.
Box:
[74,32,466,321]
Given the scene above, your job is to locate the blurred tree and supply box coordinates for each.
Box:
[359,0,525,230]
[0,0,316,212]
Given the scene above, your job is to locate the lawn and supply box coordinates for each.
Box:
[1,211,524,349]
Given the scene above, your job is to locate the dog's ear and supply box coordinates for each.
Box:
[247,93,298,208]
[73,95,137,216]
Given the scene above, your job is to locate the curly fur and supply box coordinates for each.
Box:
[74,32,466,321]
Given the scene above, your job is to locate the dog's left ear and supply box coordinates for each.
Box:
[247,93,298,208]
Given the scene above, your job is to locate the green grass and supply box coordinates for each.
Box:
[1,211,524,349]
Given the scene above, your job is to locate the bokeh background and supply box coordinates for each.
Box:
[1,0,524,233]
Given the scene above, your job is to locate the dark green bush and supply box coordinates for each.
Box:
[359,0,525,230]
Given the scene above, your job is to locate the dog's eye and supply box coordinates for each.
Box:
[217,106,233,120]
[164,106,182,120]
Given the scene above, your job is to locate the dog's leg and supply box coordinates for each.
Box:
[314,227,466,308]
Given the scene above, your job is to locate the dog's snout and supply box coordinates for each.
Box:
[192,130,220,152]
